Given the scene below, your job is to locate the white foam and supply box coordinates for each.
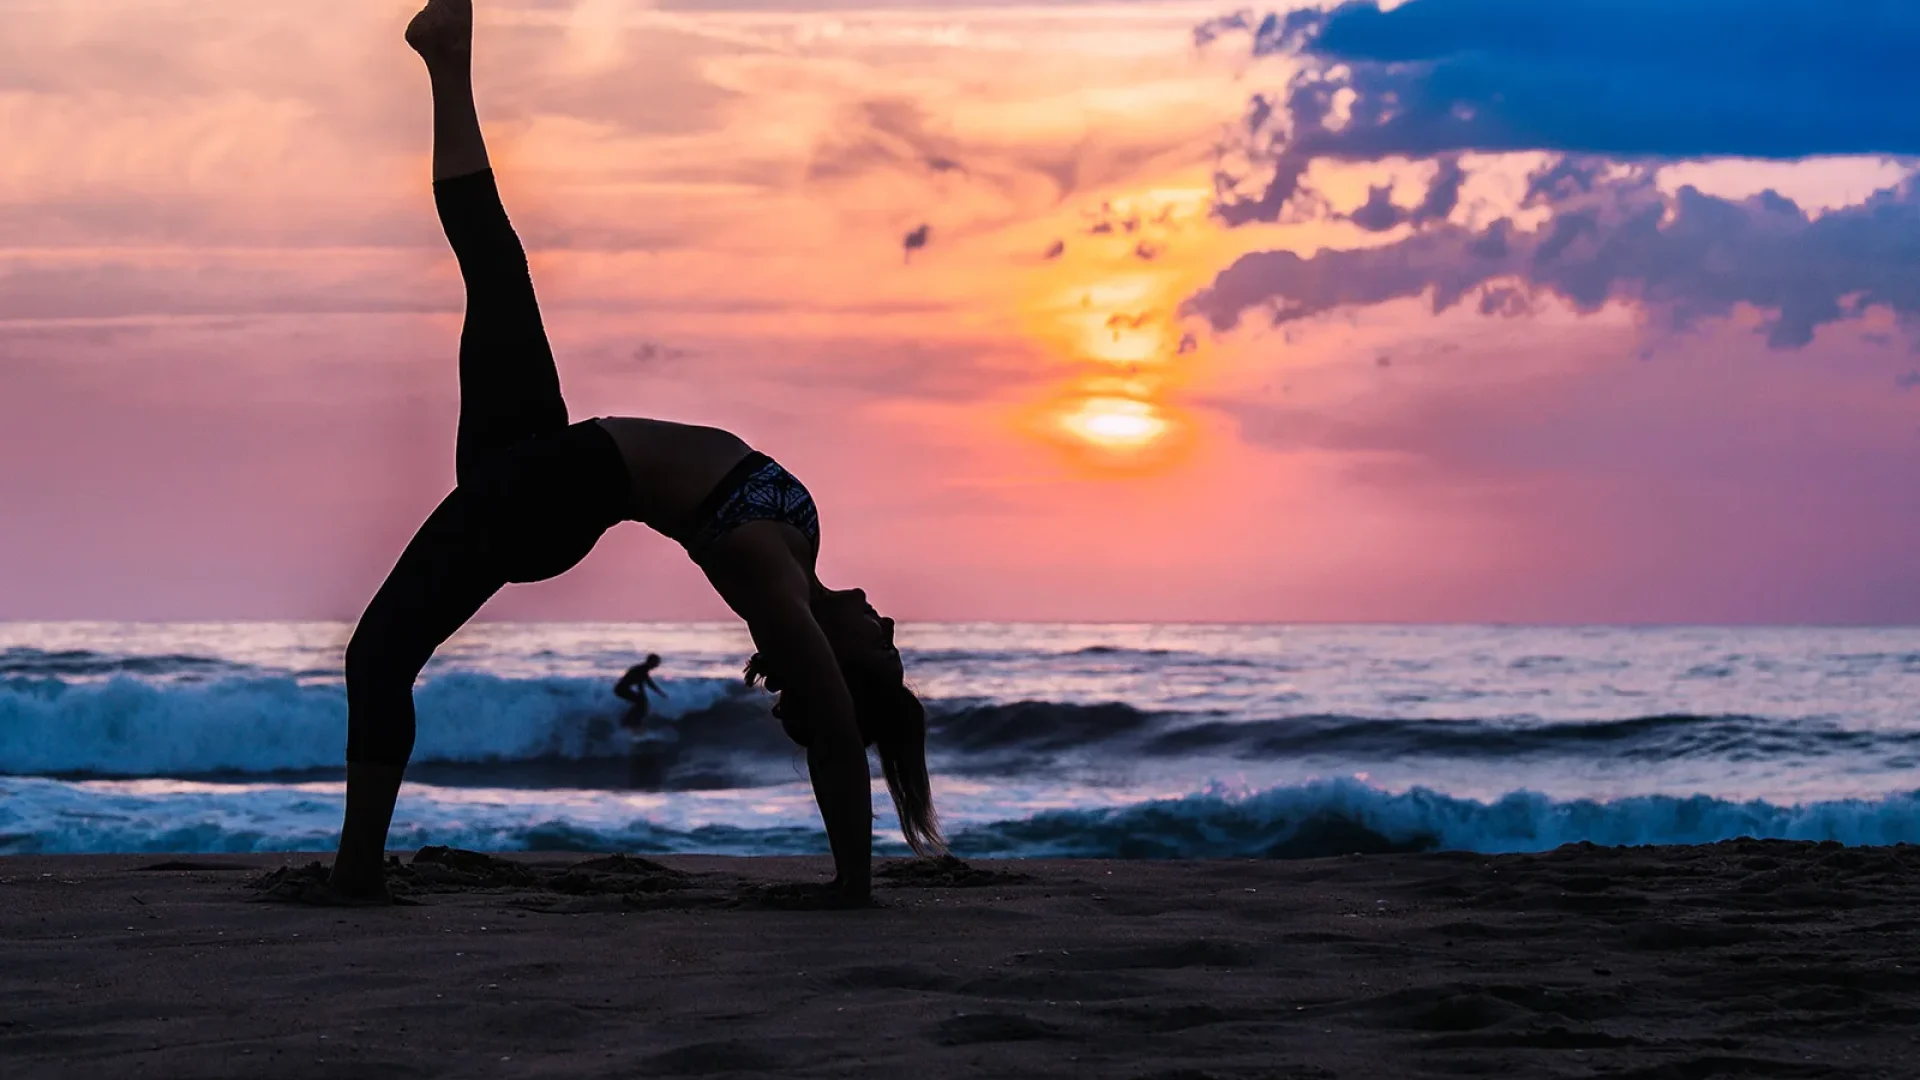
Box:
[7,774,1920,858]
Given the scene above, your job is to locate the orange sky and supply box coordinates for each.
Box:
[3,0,1916,623]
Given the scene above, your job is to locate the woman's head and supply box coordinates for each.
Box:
[743,587,945,857]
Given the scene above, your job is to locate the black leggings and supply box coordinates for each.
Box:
[345,170,632,766]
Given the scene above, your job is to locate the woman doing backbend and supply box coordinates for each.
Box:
[329,0,942,907]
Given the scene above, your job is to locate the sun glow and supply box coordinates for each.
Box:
[1058,396,1170,450]
[1009,185,1234,466]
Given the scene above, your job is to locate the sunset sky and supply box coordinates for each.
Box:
[3,0,1917,623]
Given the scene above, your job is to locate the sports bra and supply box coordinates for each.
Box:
[671,451,820,560]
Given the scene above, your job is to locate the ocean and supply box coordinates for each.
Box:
[3,621,1919,858]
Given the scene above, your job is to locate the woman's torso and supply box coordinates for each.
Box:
[591,416,754,533]
[455,416,817,579]
[591,418,820,574]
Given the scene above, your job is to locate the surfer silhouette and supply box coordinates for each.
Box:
[614,654,665,732]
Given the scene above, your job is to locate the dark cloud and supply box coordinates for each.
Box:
[633,341,693,364]
[1202,0,1920,225]
[1084,201,1139,236]
[1043,239,1066,259]
[805,97,1204,236]
[1417,157,1468,220]
[1186,164,1920,349]
[902,223,931,260]
[1347,185,1400,232]
[1345,157,1466,233]
[809,100,964,184]
[1187,5,1898,350]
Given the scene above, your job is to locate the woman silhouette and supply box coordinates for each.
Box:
[327,0,942,906]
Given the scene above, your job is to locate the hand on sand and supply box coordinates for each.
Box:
[748,880,877,911]
[406,0,473,63]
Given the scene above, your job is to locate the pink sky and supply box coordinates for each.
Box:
[3,0,1916,623]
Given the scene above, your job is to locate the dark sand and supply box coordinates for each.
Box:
[3,841,1917,1079]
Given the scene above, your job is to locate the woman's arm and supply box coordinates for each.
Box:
[703,531,873,904]
[746,599,872,902]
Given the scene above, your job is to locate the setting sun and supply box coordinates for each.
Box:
[1059,396,1169,450]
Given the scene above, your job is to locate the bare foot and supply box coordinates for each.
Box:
[326,868,392,902]
[405,0,473,65]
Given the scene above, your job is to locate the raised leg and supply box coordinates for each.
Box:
[407,0,487,183]
[330,490,503,898]
[410,0,568,485]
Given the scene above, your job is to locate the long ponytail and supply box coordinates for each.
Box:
[875,686,945,857]
[745,653,946,857]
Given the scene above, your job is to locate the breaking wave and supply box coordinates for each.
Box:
[6,776,1920,857]
[0,673,742,776]
[5,669,1910,781]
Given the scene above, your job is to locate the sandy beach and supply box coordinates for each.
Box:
[1,842,1913,1079]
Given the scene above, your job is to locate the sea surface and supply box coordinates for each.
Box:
[3,622,1919,858]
